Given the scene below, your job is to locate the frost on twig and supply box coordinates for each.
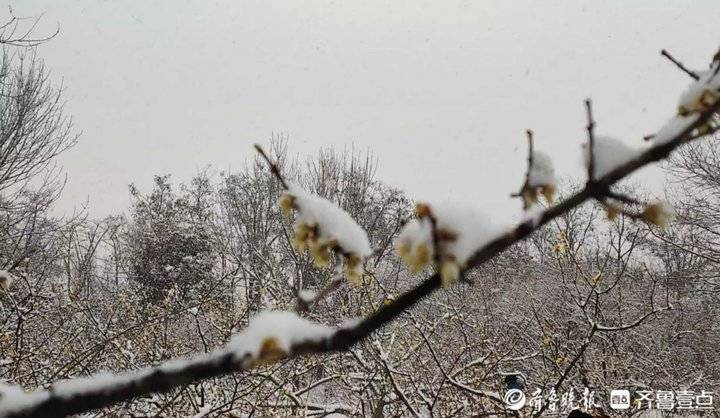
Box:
[0,7,59,47]
[396,203,505,287]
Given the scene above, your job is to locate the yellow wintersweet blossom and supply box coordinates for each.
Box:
[396,202,501,289]
[280,188,372,285]
[278,193,295,218]
[255,336,287,366]
[522,188,538,206]
[345,254,364,286]
[309,239,335,268]
[678,88,719,116]
[541,184,556,204]
[521,148,556,208]
[642,202,675,229]
[415,202,431,218]
[542,336,551,347]
[396,203,437,275]
[292,223,316,251]
[522,184,556,208]
[399,241,432,274]
[604,203,621,221]
[553,230,568,255]
[440,261,460,288]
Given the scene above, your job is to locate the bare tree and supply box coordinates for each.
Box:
[0,49,76,193]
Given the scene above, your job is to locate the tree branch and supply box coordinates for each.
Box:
[661,49,700,80]
[585,99,596,182]
[253,144,289,190]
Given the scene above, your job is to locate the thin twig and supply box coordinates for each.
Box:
[524,129,534,188]
[254,144,289,190]
[605,190,643,206]
[661,49,700,80]
[525,129,535,209]
[296,276,344,312]
[585,99,596,182]
[512,130,535,209]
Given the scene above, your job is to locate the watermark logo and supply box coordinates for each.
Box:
[503,388,526,410]
[609,389,631,410]
[502,387,714,412]
[633,389,714,410]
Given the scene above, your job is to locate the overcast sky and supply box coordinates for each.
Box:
[12,1,720,222]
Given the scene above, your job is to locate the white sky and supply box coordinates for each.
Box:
[11,1,720,222]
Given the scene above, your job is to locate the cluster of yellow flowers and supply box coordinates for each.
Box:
[642,202,675,229]
[396,221,433,274]
[396,203,463,288]
[552,230,568,256]
[602,200,675,229]
[279,193,365,285]
[522,183,556,208]
[678,71,720,116]
[522,150,557,208]
[254,336,287,367]
[603,202,621,221]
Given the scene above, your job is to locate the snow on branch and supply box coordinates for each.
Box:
[0,311,335,418]
[582,135,639,180]
[513,130,557,209]
[650,114,702,145]
[280,185,372,284]
[677,63,720,117]
[2,45,720,418]
[648,50,719,144]
[396,203,506,287]
[256,144,372,284]
[228,311,333,364]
